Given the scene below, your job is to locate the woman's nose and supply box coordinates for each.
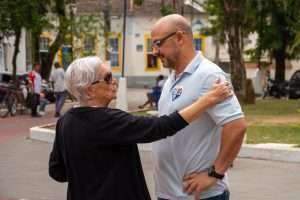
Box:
[112,78,118,87]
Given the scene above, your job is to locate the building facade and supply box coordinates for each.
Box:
[1,0,299,93]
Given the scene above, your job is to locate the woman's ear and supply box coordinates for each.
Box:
[85,86,95,99]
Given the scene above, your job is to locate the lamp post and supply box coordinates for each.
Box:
[69,3,77,61]
[121,0,127,78]
[116,0,128,111]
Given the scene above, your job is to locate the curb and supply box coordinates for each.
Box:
[29,125,300,163]
[238,144,300,163]
[30,124,55,143]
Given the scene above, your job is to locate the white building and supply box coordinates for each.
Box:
[0,29,29,77]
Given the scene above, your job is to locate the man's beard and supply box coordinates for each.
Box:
[161,57,176,69]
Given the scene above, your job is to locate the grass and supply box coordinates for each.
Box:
[132,99,300,146]
[242,99,300,116]
[243,99,300,147]
[246,124,300,147]
[131,110,151,116]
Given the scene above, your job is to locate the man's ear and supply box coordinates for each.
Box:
[177,31,185,44]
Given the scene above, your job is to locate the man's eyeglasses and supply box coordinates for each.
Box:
[151,32,177,49]
[91,72,113,85]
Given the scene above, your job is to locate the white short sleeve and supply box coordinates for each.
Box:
[201,72,244,126]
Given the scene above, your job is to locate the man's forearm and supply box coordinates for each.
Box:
[214,118,247,174]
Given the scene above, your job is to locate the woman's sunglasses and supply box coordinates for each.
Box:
[91,72,113,85]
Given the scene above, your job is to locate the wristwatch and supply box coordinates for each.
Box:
[207,165,224,180]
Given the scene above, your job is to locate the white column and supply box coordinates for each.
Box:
[116,77,128,111]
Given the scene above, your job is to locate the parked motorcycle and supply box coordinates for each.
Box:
[42,80,56,103]
[263,79,289,99]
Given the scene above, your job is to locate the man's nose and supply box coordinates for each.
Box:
[152,45,160,56]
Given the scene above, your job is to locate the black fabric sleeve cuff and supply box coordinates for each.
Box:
[169,111,189,129]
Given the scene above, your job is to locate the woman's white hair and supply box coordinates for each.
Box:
[65,56,102,102]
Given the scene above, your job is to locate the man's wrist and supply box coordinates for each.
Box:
[207,165,224,180]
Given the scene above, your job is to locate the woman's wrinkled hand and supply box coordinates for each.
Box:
[203,79,233,106]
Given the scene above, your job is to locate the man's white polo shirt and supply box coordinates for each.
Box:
[153,52,244,200]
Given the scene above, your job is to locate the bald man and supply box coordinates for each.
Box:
[151,14,247,200]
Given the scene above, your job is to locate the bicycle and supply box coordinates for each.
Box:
[0,83,28,118]
[0,83,17,117]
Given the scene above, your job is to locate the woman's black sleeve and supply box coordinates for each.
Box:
[48,120,67,182]
[96,109,188,144]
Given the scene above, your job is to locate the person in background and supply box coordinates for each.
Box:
[39,91,49,116]
[151,14,247,200]
[50,62,67,117]
[138,74,165,109]
[48,56,232,200]
[28,63,42,117]
[262,69,272,99]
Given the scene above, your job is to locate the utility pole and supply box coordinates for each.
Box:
[121,0,127,77]
[116,0,128,111]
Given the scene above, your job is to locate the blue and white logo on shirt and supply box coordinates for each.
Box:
[172,86,183,101]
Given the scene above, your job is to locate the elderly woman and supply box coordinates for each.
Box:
[49,56,232,200]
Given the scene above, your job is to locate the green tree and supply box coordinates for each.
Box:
[249,0,300,83]
[201,0,256,101]
[133,0,176,16]
[38,0,72,79]
[38,0,105,79]
[134,0,144,6]
[0,0,48,84]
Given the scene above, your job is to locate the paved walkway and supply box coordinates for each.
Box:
[0,88,300,200]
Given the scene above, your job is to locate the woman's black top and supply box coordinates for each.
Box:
[49,107,188,200]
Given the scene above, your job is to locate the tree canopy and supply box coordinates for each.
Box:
[249,0,300,82]
[0,0,49,83]
[201,0,256,101]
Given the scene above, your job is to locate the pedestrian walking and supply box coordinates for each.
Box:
[50,62,67,117]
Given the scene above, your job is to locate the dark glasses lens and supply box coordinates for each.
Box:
[151,32,177,49]
[104,72,112,83]
[91,72,113,85]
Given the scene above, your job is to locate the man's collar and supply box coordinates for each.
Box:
[183,51,203,75]
[170,52,204,83]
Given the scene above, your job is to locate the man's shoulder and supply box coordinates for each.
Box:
[197,58,224,74]
[193,58,227,82]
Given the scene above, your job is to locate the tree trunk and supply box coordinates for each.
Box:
[12,29,21,86]
[41,30,65,80]
[33,32,40,63]
[213,37,220,65]
[41,13,69,80]
[227,25,246,100]
[104,0,111,61]
[222,0,247,101]
[39,0,69,80]
[273,48,286,83]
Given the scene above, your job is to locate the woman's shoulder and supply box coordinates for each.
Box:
[68,106,128,117]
